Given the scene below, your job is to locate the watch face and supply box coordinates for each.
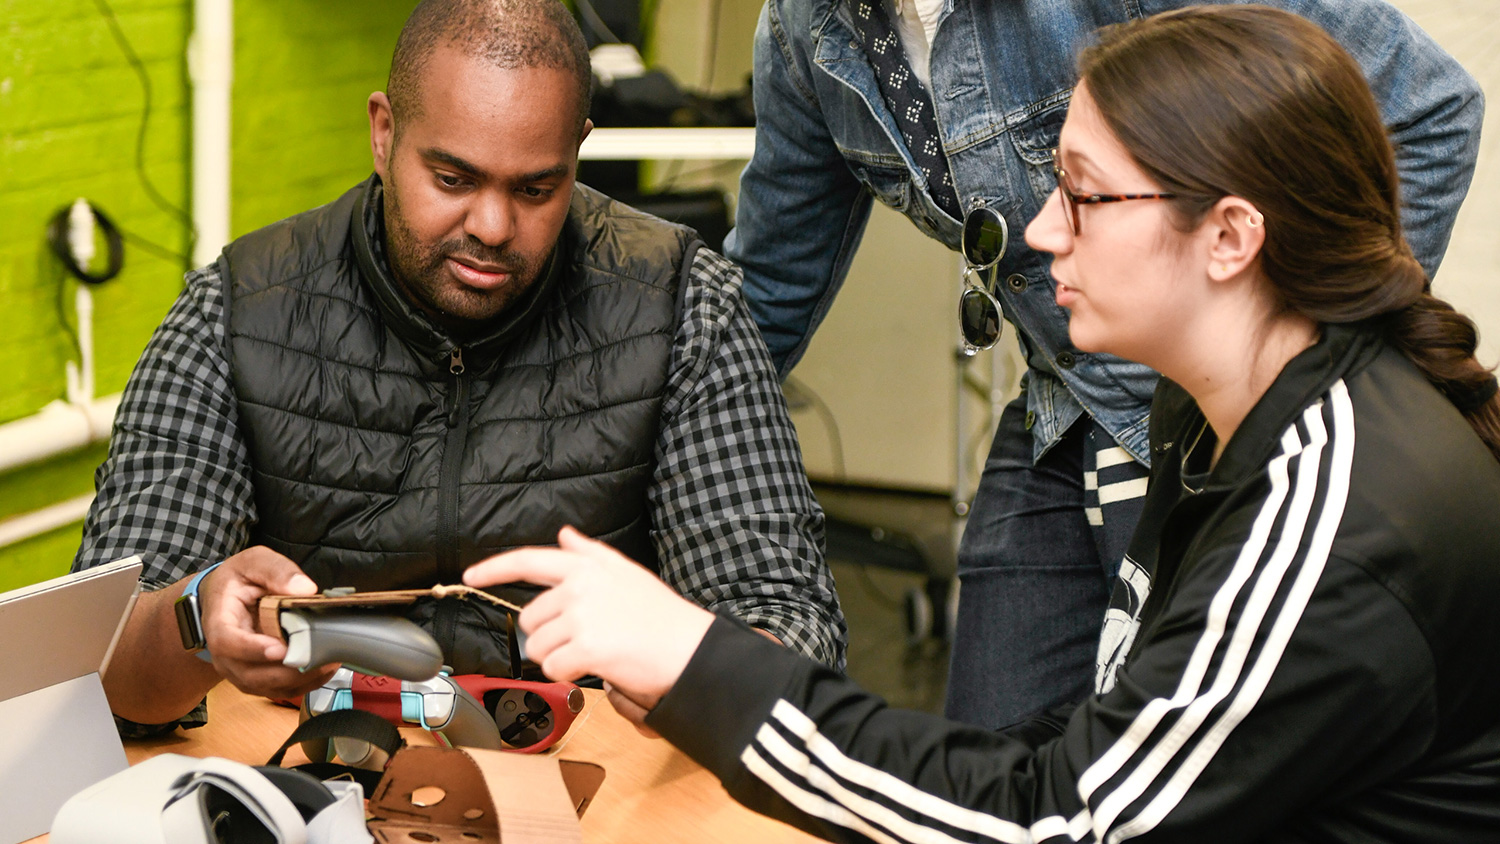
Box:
[174,593,206,652]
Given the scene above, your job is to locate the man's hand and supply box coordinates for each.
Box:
[463,526,714,727]
[201,546,339,700]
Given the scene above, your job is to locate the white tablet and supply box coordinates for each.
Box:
[0,556,142,843]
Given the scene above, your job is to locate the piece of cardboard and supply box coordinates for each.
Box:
[366,745,605,843]
[258,584,529,642]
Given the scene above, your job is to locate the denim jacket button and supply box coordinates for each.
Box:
[1056,351,1077,369]
[1006,273,1028,293]
[1025,410,1036,430]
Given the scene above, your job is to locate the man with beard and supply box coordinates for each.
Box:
[74,0,845,733]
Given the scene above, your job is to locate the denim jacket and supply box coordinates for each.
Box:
[725,0,1483,464]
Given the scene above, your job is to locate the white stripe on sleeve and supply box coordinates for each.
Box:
[1076,423,1308,807]
[754,722,976,844]
[741,744,905,844]
[754,701,1034,843]
[1089,404,1334,838]
[1106,382,1354,842]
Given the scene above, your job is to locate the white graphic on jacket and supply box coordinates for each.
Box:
[1096,555,1152,693]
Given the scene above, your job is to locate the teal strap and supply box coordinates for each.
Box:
[183,560,223,598]
[186,561,224,662]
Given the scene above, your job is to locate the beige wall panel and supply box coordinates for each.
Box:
[787,202,1018,494]
[651,0,760,93]
[1388,0,1499,365]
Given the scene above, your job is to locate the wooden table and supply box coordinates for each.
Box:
[30,684,820,843]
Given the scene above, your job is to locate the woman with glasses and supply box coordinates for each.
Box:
[466,7,1500,841]
[734,0,1479,738]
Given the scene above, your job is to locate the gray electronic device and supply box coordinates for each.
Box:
[279,610,443,681]
[0,555,142,844]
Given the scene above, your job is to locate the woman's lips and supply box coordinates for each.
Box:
[447,256,512,289]
[1055,280,1077,308]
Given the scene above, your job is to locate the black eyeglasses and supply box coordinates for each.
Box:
[1051,149,1176,235]
[958,205,1009,354]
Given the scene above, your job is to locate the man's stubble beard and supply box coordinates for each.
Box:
[383,182,541,331]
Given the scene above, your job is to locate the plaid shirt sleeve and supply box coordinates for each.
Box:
[73,262,256,589]
[72,262,254,736]
[649,248,848,670]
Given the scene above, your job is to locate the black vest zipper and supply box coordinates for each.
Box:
[435,346,470,657]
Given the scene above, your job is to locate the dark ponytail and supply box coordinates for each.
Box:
[1389,294,1500,448]
[1078,5,1500,461]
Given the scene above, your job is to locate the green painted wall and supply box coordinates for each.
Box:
[0,0,411,591]
[0,0,192,591]
[0,0,192,423]
[231,0,412,235]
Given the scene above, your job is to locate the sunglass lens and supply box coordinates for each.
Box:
[959,287,1002,350]
[962,208,1008,268]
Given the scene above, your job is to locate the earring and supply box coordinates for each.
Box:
[1247,213,1264,228]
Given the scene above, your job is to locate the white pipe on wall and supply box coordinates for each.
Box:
[190,0,233,268]
[0,494,95,550]
[0,396,121,476]
[0,196,117,474]
[64,199,98,407]
[1,2,232,548]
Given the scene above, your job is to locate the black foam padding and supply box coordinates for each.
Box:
[252,767,336,823]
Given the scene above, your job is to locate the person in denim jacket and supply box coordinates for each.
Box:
[723,0,1483,730]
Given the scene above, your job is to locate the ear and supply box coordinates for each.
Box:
[1204,196,1266,283]
[369,92,395,181]
[578,117,594,148]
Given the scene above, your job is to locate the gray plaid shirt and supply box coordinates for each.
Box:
[76,245,846,731]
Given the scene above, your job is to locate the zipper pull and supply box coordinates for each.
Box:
[446,347,466,426]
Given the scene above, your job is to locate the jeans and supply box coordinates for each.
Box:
[945,396,1147,730]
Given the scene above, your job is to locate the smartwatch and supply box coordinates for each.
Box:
[173,562,223,663]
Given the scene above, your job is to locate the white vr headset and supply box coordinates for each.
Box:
[51,754,371,844]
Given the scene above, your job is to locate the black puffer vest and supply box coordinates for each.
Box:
[221,177,700,673]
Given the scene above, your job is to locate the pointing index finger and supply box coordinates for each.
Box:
[462,547,581,589]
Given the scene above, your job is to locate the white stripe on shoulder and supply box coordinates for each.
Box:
[762,701,1033,843]
[1089,403,1334,839]
[1106,381,1355,843]
[1076,423,1308,807]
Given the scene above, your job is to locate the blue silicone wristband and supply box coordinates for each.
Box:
[183,561,223,598]
[185,561,223,662]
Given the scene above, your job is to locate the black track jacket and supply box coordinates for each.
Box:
[648,323,1500,843]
